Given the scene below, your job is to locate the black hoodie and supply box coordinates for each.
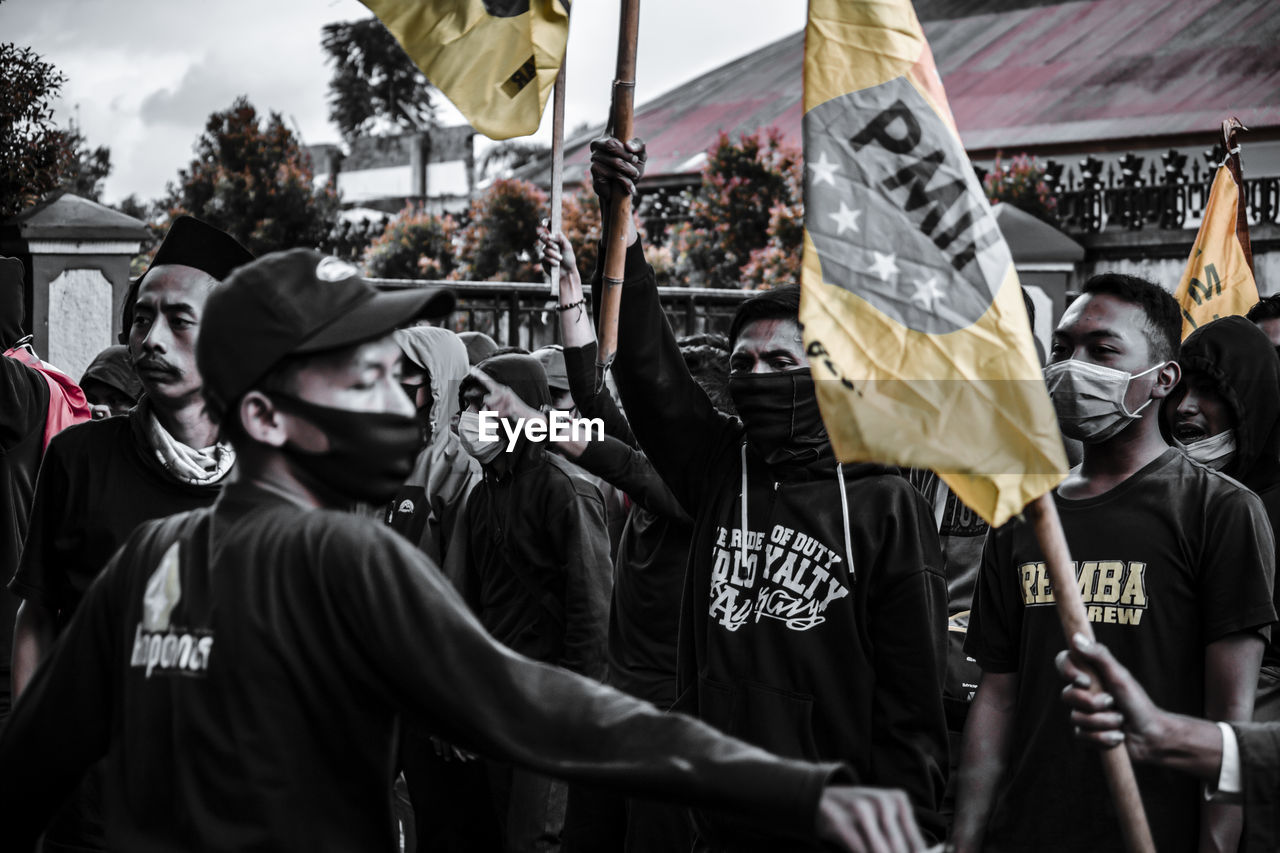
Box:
[594,238,949,847]
[1174,316,1280,717]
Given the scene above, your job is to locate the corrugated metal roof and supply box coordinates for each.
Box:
[531,0,1280,185]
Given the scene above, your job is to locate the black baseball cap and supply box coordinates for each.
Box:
[197,248,455,413]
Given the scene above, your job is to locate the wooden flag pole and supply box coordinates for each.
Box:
[1026,493,1156,853]
[547,64,567,295]
[1222,117,1254,276]
[596,0,640,379]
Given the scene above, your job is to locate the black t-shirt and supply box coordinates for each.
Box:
[9,409,222,619]
[0,482,845,852]
[966,449,1277,852]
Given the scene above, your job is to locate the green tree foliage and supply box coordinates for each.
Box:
[162,96,338,256]
[363,205,459,280]
[453,179,547,282]
[322,18,436,142]
[61,126,112,201]
[0,43,73,217]
[666,128,803,289]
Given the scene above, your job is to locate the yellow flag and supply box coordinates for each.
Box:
[800,0,1067,527]
[359,0,570,140]
[1173,161,1258,339]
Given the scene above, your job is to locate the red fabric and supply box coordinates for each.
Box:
[4,347,91,450]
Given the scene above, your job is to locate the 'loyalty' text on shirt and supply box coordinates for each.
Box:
[1019,560,1149,626]
[709,524,850,632]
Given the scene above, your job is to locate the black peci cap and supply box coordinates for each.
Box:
[197,249,455,414]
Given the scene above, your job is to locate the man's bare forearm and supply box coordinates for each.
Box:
[952,671,1018,853]
[12,600,56,699]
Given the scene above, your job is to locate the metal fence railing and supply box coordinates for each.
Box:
[370,278,752,350]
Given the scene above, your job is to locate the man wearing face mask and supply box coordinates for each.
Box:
[955,275,1277,853]
[1163,316,1280,723]
[0,247,938,853]
[455,352,613,852]
[586,137,950,849]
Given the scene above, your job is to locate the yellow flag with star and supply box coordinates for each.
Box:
[1173,122,1257,339]
[358,0,570,140]
[800,0,1068,527]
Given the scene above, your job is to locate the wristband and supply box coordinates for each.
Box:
[555,298,585,313]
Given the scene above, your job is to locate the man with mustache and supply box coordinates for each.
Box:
[7,215,252,853]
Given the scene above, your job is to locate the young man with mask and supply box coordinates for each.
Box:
[585,137,949,849]
[0,247,930,853]
[454,351,613,853]
[1164,316,1280,722]
[385,325,479,566]
[8,216,252,853]
[954,275,1277,853]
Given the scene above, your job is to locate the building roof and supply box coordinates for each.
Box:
[529,0,1280,185]
[6,192,149,241]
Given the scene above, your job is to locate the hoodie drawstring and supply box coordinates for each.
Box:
[740,443,856,586]
[837,463,856,584]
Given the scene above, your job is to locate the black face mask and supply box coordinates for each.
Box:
[270,394,420,505]
[728,368,829,466]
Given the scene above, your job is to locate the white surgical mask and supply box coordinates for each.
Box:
[1173,429,1237,470]
[457,410,502,464]
[1043,360,1163,444]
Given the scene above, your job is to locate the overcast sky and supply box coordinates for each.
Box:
[2,0,804,204]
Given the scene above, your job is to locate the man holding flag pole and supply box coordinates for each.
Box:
[797,2,1272,853]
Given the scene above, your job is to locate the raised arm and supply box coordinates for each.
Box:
[539,225,637,447]
[587,137,737,512]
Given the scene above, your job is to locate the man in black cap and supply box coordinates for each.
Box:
[0,247,927,853]
[8,215,252,853]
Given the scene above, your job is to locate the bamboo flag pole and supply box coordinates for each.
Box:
[1222,117,1254,276]
[547,64,567,295]
[1026,493,1156,853]
[596,0,640,379]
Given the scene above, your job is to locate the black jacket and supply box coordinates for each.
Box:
[459,353,612,679]
[595,238,950,846]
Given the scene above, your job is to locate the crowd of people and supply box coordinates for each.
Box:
[1,134,1279,853]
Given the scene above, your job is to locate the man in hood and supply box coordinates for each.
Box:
[1164,315,1280,721]
[80,345,143,420]
[8,215,252,853]
[385,325,479,565]
[0,247,931,853]
[956,275,1276,853]
[455,351,612,852]
[586,137,950,849]
[385,325,492,853]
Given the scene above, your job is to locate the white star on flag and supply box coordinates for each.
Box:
[869,251,899,282]
[809,150,839,187]
[908,275,946,310]
[829,201,862,236]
